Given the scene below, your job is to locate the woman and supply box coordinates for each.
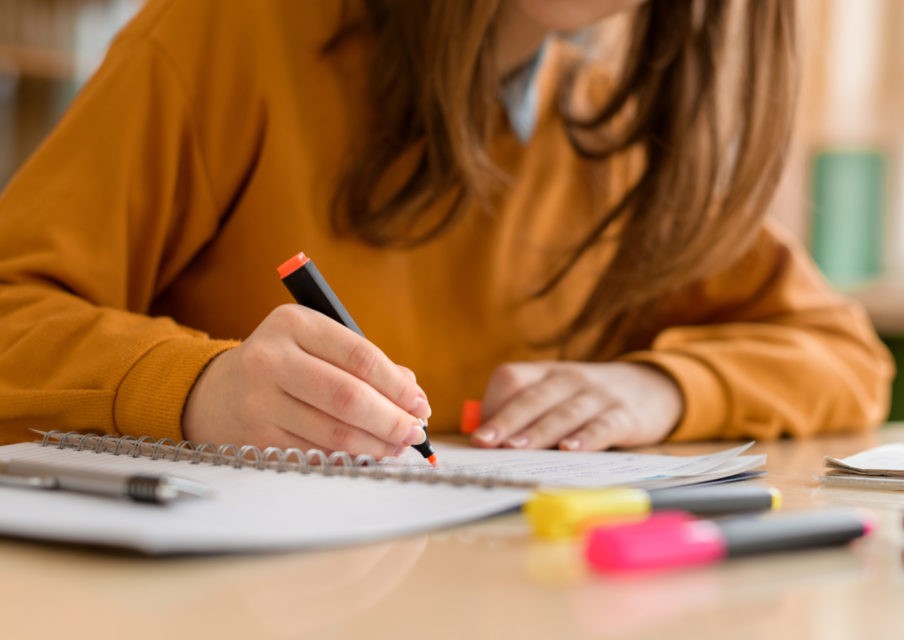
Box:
[0,0,892,456]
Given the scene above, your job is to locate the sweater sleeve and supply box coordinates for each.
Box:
[0,37,240,445]
[621,221,895,441]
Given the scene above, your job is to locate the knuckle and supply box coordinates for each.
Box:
[519,385,549,408]
[608,406,634,430]
[346,342,379,380]
[329,424,356,453]
[378,446,399,460]
[331,380,365,416]
[583,418,613,440]
[488,363,524,395]
[392,379,419,409]
[552,401,584,423]
[267,303,300,328]
[558,367,591,388]
[386,416,413,445]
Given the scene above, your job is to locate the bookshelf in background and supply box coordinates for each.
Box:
[1,0,902,422]
[782,0,904,421]
[0,0,141,184]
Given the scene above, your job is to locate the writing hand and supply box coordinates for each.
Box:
[470,362,683,451]
[183,305,431,457]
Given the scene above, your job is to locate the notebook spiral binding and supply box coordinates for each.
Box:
[37,430,535,489]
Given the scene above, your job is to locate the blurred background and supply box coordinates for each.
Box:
[0,0,902,420]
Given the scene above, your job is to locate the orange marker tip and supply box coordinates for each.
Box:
[427,454,438,467]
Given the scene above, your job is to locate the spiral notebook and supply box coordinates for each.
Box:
[0,431,764,554]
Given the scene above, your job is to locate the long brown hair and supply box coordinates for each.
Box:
[327,1,797,354]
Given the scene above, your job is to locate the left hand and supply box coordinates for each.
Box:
[470,362,684,451]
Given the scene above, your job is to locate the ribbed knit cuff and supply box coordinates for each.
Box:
[619,350,730,442]
[113,336,239,441]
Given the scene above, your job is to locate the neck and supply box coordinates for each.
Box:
[494,4,548,77]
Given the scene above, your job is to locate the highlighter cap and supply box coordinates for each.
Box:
[585,512,726,573]
[525,488,651,540]
[460,399,482,434]
[277,252,310,279]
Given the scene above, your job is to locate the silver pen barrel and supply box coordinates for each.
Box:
[0,459,210,503]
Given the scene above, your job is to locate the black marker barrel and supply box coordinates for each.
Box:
[649,485,780,516]
[277,254,362,336]
[719,510,872,557]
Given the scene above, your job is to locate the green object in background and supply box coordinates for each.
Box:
[810,149,885,287]
[883,338,904,422]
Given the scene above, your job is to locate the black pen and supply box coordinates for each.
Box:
[0,459,211,504]
[277,252,437,465]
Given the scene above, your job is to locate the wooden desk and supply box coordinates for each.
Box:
[2,428,903,640]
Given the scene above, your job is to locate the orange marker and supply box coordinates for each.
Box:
[278,252,437,466]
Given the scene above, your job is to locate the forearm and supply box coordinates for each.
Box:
[623,306,893,441]
[620,222,895,442]
[0,283,237,444]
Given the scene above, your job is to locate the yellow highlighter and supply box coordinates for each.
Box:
[525,485,782,540]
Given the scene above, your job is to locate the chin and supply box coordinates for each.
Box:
[512,0,647,32]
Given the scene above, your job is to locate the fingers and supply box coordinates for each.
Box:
[271,349,427,449]
[557,406,635,452]
[471,364,644,452]
[469,361,684,452]
[252,387,405,459]
[280,305,432,421]
[480,362,549,417]
[520,391,613,450]
[208,305,429,455]
[472,368,588,448]
[477,385,634,452]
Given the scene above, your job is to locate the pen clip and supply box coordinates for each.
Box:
[0,472,57,490]
[159,476,214,500]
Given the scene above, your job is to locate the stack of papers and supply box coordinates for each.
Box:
[821,444,904,490]
[387,442,765,490]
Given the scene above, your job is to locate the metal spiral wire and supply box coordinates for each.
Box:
[36,429,531,489]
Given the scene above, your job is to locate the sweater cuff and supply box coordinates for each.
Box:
[619,350,729,442]
[114,336,239,441]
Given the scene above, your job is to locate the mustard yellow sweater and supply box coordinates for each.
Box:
[0,0,893,446]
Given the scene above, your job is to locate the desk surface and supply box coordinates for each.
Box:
[3,428,904,640]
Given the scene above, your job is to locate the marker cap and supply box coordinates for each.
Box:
[460,399,482,434]
[525,488,652,540]
[277,252,310,279]
[585,512,726,573]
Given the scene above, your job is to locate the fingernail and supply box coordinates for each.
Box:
[409,395,432,420]
[472,428,497,445]
[560,438,581,451]
[392,446,406,457]
[505,436,528,449]
[405,423,427,445]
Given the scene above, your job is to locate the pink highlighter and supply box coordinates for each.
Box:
[585,510,873,574]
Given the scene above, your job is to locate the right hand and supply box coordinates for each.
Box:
[182,304,431,458]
